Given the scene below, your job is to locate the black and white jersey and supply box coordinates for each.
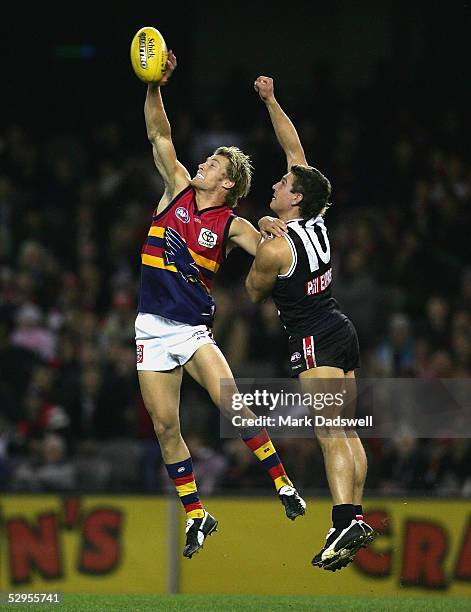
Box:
[271,216,346,338]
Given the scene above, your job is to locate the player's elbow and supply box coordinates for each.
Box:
[287,149,307,168]
[147,129,170,144]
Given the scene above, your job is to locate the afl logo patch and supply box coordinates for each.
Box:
[290,351,302,363]
[175,207,190,223]
[198,227,218,248]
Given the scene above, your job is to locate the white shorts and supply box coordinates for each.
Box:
[135,312,215,371]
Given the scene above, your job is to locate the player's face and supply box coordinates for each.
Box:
[191,155,231,191]
[270,172,299,214]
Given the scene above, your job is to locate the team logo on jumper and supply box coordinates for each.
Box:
[175,207,190,223]
[177,467,185,473]
[290,351,302,363]
[136,344,144,363]
[198,228,217,248]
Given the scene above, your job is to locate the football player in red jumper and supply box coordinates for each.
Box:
[136,52,305,558]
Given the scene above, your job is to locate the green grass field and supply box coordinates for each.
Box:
[9,594,471,611]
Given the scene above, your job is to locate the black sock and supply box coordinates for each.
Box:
[355,504,363,518]
[332,504,355,529]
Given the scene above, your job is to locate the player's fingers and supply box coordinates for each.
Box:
[275,219,288,231]
[166,54,177,71]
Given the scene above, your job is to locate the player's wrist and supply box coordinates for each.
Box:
[264,96,277,107]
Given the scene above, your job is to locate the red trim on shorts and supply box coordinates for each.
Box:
[303,336,316,369]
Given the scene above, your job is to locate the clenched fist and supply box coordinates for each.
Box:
[254,75,275,102]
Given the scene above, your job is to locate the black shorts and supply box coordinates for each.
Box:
[288,318,360,376]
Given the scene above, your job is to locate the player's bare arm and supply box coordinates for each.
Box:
[144,51,190,211]
[228,217,288,256]
[254,76,307,170]
[245,237,291,302]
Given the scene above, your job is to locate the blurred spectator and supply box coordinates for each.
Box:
[419,297,451,351]
[11,434,77,492]
[375,314,415,377]
[10,303,55,361]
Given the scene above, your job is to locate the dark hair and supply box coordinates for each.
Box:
[290,165,332,219]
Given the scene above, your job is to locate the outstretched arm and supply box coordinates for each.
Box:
[254,76,307,171]
[228,216,291,256]
[145,51,190,210]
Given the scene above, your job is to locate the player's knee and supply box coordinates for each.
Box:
[315,429,343,447]
[152,418,180,442]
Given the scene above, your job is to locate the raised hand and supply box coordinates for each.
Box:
[159,50,178,86]
[258,215,288,239]
[254,75,275,103]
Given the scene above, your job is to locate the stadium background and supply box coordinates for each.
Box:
[0,1,470,600]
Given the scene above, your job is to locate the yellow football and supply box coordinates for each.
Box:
[130,26,168,83]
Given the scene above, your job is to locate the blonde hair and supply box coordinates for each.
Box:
[214,146,253,208]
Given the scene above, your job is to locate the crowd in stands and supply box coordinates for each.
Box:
[0,73,469,497]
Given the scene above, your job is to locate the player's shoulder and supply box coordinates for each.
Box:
[227,215,251,236]
[304,215,327,228]
[154,184,194,217]
[257,234,291,260]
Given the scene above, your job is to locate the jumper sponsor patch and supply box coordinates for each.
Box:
[290,352,302,363]
[306,268,332,295]
[198,228,218,248]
